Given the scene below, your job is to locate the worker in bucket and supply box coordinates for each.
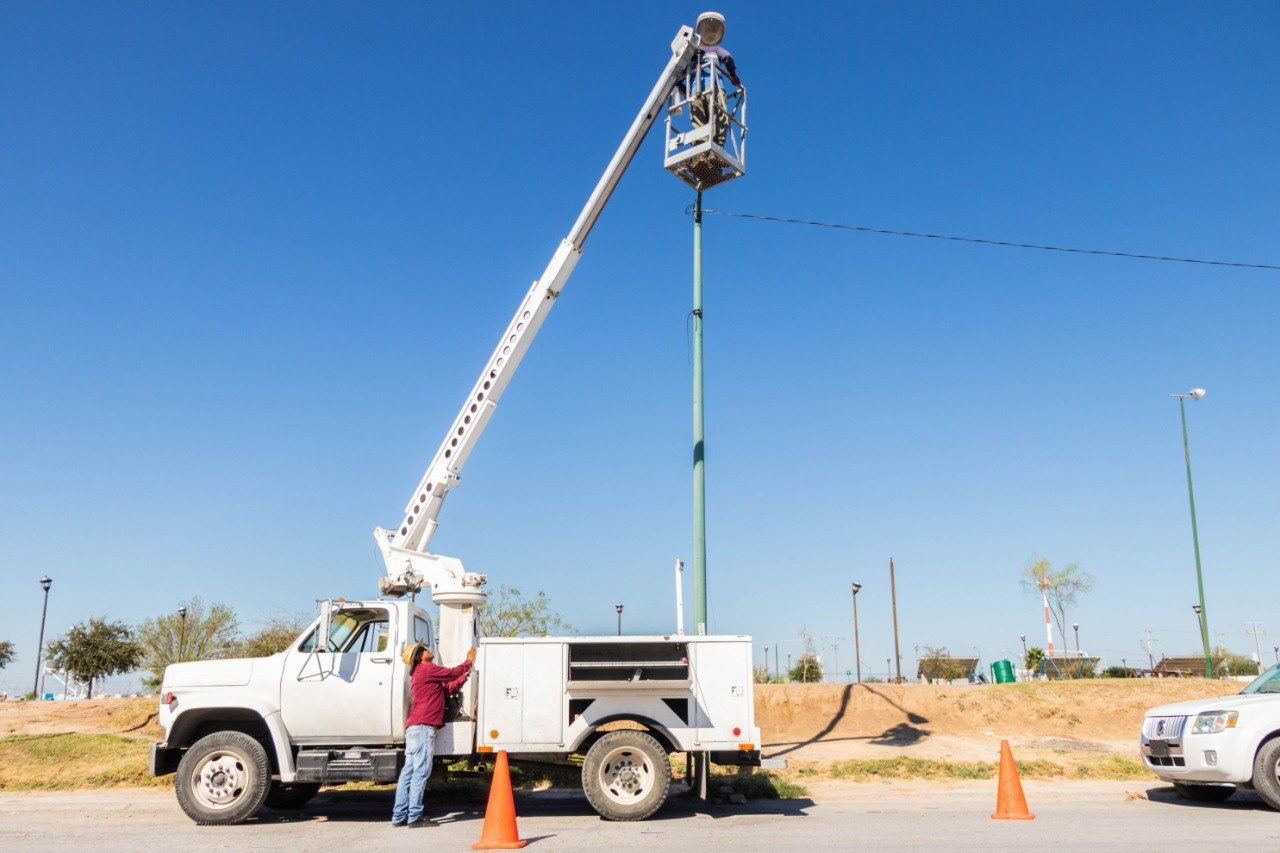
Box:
[688,11,741,147]
[391,640,477,827]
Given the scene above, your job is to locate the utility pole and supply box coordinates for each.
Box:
[889,558,902,684]
[1142,629,1156,671]
[774,645,779,681]
[1245,622,1264,675]
[850,582,862,684]
[691,191,708,637]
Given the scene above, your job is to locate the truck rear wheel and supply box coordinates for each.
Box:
[582,730,671,821]
[175,731,272,825]
[1172,781,1235,803]
[264,782,321,810]
[1253,738,1280,811]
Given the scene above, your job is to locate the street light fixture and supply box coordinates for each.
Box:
[32,576,52,700]
[178,606,188,662]
[850,582,862,684]
[1072,622,1080,658]
[615,603,623,636]
[1171,387,1212,678]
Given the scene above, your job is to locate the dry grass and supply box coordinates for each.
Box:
[0,733,168,791]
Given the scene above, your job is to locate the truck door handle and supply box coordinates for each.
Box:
[371,656,392,664]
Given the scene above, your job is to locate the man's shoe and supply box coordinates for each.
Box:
[391,819,407,827]
[407,817,438,828]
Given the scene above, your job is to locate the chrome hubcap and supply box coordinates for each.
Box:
[598,746,653,805]
[192,750,250,810]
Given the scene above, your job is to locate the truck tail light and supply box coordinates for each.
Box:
[732,727,741,736]
[161,692,178,707]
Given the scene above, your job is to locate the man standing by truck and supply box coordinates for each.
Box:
[392,641,477,827]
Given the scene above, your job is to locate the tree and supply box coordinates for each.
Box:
[1019,558,1095,655]
[1024,646,1046,673]
[919,646,967,682]
[477,586,570,638]
[1214,646,1257,678]
[788,629,823,683]
[237,611,312,658]
[0,640,14,669]
[137,597,240,687]
[44,617,142,699]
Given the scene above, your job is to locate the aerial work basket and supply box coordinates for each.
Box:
[664,51,747,191]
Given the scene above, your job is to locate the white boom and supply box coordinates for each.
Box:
[374,24,702,649]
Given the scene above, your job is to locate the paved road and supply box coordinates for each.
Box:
[2,782,1278,851]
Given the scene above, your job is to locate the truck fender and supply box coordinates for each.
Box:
[569,715,680,756]
[166,698,297,781]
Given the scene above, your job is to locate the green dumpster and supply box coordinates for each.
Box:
[991,659,1016,684]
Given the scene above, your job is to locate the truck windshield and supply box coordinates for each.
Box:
[1240,663,1280,695]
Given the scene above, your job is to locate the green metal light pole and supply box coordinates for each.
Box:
[1172,388,1212,677]
[692,191,708,636]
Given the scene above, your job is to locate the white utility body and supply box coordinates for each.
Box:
[151,13,759,826]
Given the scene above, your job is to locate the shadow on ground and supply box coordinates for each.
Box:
[1144,785,1272,812]
[247,785,814,826]
[765,684,931,758]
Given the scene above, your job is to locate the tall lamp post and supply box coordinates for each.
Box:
[32,576,52,700]
[1072,622,1080,658]
[178,606,188,662]
[850,582,862,684]
[1171,387,1212,678]
[615,603,623,636]
[1192,604,1207,675]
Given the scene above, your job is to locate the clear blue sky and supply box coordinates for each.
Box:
[3,2,1278,694]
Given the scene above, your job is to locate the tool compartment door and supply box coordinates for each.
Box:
[692,641,753,745]
[479,642,566,750]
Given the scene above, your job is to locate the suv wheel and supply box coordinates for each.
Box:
[1253,738,1280,811]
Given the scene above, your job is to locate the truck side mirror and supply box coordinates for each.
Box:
[315,599,332,653]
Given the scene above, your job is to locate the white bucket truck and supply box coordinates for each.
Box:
[150,12,760,825]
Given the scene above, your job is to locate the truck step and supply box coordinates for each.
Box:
[295,748,402,783]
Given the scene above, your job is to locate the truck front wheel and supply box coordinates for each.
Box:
[174,731,272,825]
[1253,738,1280,811]
[582,730,671,821]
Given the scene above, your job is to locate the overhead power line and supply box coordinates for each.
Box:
[692,207,1280,271]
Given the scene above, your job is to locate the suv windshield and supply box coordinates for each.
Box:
[1241,663,1280,695]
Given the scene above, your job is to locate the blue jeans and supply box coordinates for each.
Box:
[392,724,436,823]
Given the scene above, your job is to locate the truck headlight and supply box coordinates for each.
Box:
[1192,711,1238,734]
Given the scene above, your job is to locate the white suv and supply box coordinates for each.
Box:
[1141,663,1280,808]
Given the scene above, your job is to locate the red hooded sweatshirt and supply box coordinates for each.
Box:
[406,659,472,728]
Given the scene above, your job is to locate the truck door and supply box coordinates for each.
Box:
[279,605,395,744]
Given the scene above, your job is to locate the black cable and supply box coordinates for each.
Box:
[691,207,1280,271]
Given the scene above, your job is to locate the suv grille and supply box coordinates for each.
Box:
[1142,715,1188,739]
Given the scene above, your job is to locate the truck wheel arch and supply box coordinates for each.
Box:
[167,707,294,778]
[572,715,679,756]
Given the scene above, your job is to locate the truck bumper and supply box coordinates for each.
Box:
[149,742,182,777]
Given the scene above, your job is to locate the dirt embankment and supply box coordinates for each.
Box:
[755,680,1239,763]
[0,679,1241,780]
[0,697,160,741]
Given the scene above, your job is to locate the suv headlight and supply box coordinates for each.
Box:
[1192,711,1238,734]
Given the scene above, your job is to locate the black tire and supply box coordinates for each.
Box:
[1172,781,1236,803]
[581,730,671,821]
[174,730,273,825]
[264,782,322,810]
[1253,738,1280,811]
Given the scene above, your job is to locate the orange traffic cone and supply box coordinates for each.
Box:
[991,739,1035,820]
[472,750,528,850]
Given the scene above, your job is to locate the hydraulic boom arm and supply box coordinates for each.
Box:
[375,24,700,603]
